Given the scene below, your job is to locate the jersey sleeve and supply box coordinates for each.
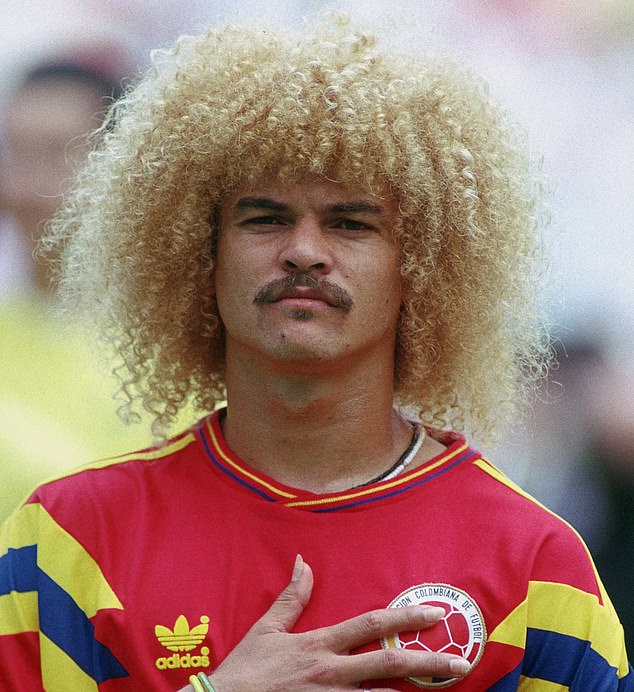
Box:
[0,500,129,691]
[470,456,633,690]
[487,522,633,690]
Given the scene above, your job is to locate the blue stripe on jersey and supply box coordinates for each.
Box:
[487,630,634,692]
[620,665,634,691]
[524,628,621,689]
[0,545,128,683]
[313,450,476,512]
[0,545,39,593]
[486,664,521,691]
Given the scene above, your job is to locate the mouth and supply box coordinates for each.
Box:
[254,274,353,312]
[274,287,338,307]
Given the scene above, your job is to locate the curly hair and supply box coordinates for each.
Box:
[44,15,551,441]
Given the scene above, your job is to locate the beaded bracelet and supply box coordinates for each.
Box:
[189,672,216,692]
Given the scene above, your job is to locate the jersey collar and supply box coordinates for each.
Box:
[197,408,480,512]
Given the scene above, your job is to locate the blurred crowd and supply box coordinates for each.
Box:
[0,0,632,650]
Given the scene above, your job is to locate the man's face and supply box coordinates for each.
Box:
[0,77,105,235]
[214,177,402,376]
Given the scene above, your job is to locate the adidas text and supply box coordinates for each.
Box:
[155,647,210,670]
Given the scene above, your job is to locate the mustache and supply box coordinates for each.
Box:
[253,273,354,311]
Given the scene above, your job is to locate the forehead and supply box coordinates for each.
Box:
[222,176,396,215]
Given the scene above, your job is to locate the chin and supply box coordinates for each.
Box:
[287,308,317,322]
[266,336,337,367]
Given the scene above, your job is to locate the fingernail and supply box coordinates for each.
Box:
[291,554,304,582]
[449,658,471,676]
[424,606,446,619]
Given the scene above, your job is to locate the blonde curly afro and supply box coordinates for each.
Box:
[45,15,551,440]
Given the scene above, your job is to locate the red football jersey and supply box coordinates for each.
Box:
[0,409,631,691]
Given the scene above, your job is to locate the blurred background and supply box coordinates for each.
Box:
[1,0,632,649]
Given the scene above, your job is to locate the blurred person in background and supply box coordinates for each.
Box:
[581,354,634,654]
[0,60,124,292]
[470,0,634,661]
[428,0,634,652]
[0,49,167,522]
[497,333,634,655]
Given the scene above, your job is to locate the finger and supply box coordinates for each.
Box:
[322,605,446,651]
[344,647,471,682]
[251,554,314,635]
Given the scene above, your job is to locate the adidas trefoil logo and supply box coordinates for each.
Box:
[154,615,211,671]
[156,614,209,652]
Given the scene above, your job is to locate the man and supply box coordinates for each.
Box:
[0,16,631,691]
[0,62,122,292]
[0,59,158,522]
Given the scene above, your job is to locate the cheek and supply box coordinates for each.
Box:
[375,258,402,303]
[213,253,265,327]
[353,267,401,326]
[381,269,403,328]
[212,258,241,317]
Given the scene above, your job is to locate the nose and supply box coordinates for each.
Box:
[278,217,333,274]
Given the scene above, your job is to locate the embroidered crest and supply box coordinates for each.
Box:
[382,584,486,688]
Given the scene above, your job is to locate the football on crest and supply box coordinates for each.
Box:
[397,601,471,658]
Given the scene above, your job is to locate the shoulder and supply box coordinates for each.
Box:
[1,422,206,574]
[465,459,633,687]
[25,423,203,520]
[453,451,601,588]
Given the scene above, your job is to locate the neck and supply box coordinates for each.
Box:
[222,351,414,492]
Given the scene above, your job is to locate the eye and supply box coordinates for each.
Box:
[240,215,287,227]
[332,218,372,232]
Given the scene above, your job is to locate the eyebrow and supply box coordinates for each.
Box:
[233,197,385,215]
[234,197,289,213]
[328,201,385,215]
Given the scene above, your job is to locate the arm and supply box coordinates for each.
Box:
[178,555,470,692]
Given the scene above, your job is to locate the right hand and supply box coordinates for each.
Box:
[180,555,471,691]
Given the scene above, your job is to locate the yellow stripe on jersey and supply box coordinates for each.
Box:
[518,677,569,691]
[0,590,38,635]
[48,430,198,481]
[39,631,98,692]
[489,581,630,677]
[0,502,122,618]
[0,433,196,640]
[4,430,199,519]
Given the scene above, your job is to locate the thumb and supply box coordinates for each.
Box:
[255,554,314,634]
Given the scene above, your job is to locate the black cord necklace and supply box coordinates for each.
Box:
[354,422,425,488]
